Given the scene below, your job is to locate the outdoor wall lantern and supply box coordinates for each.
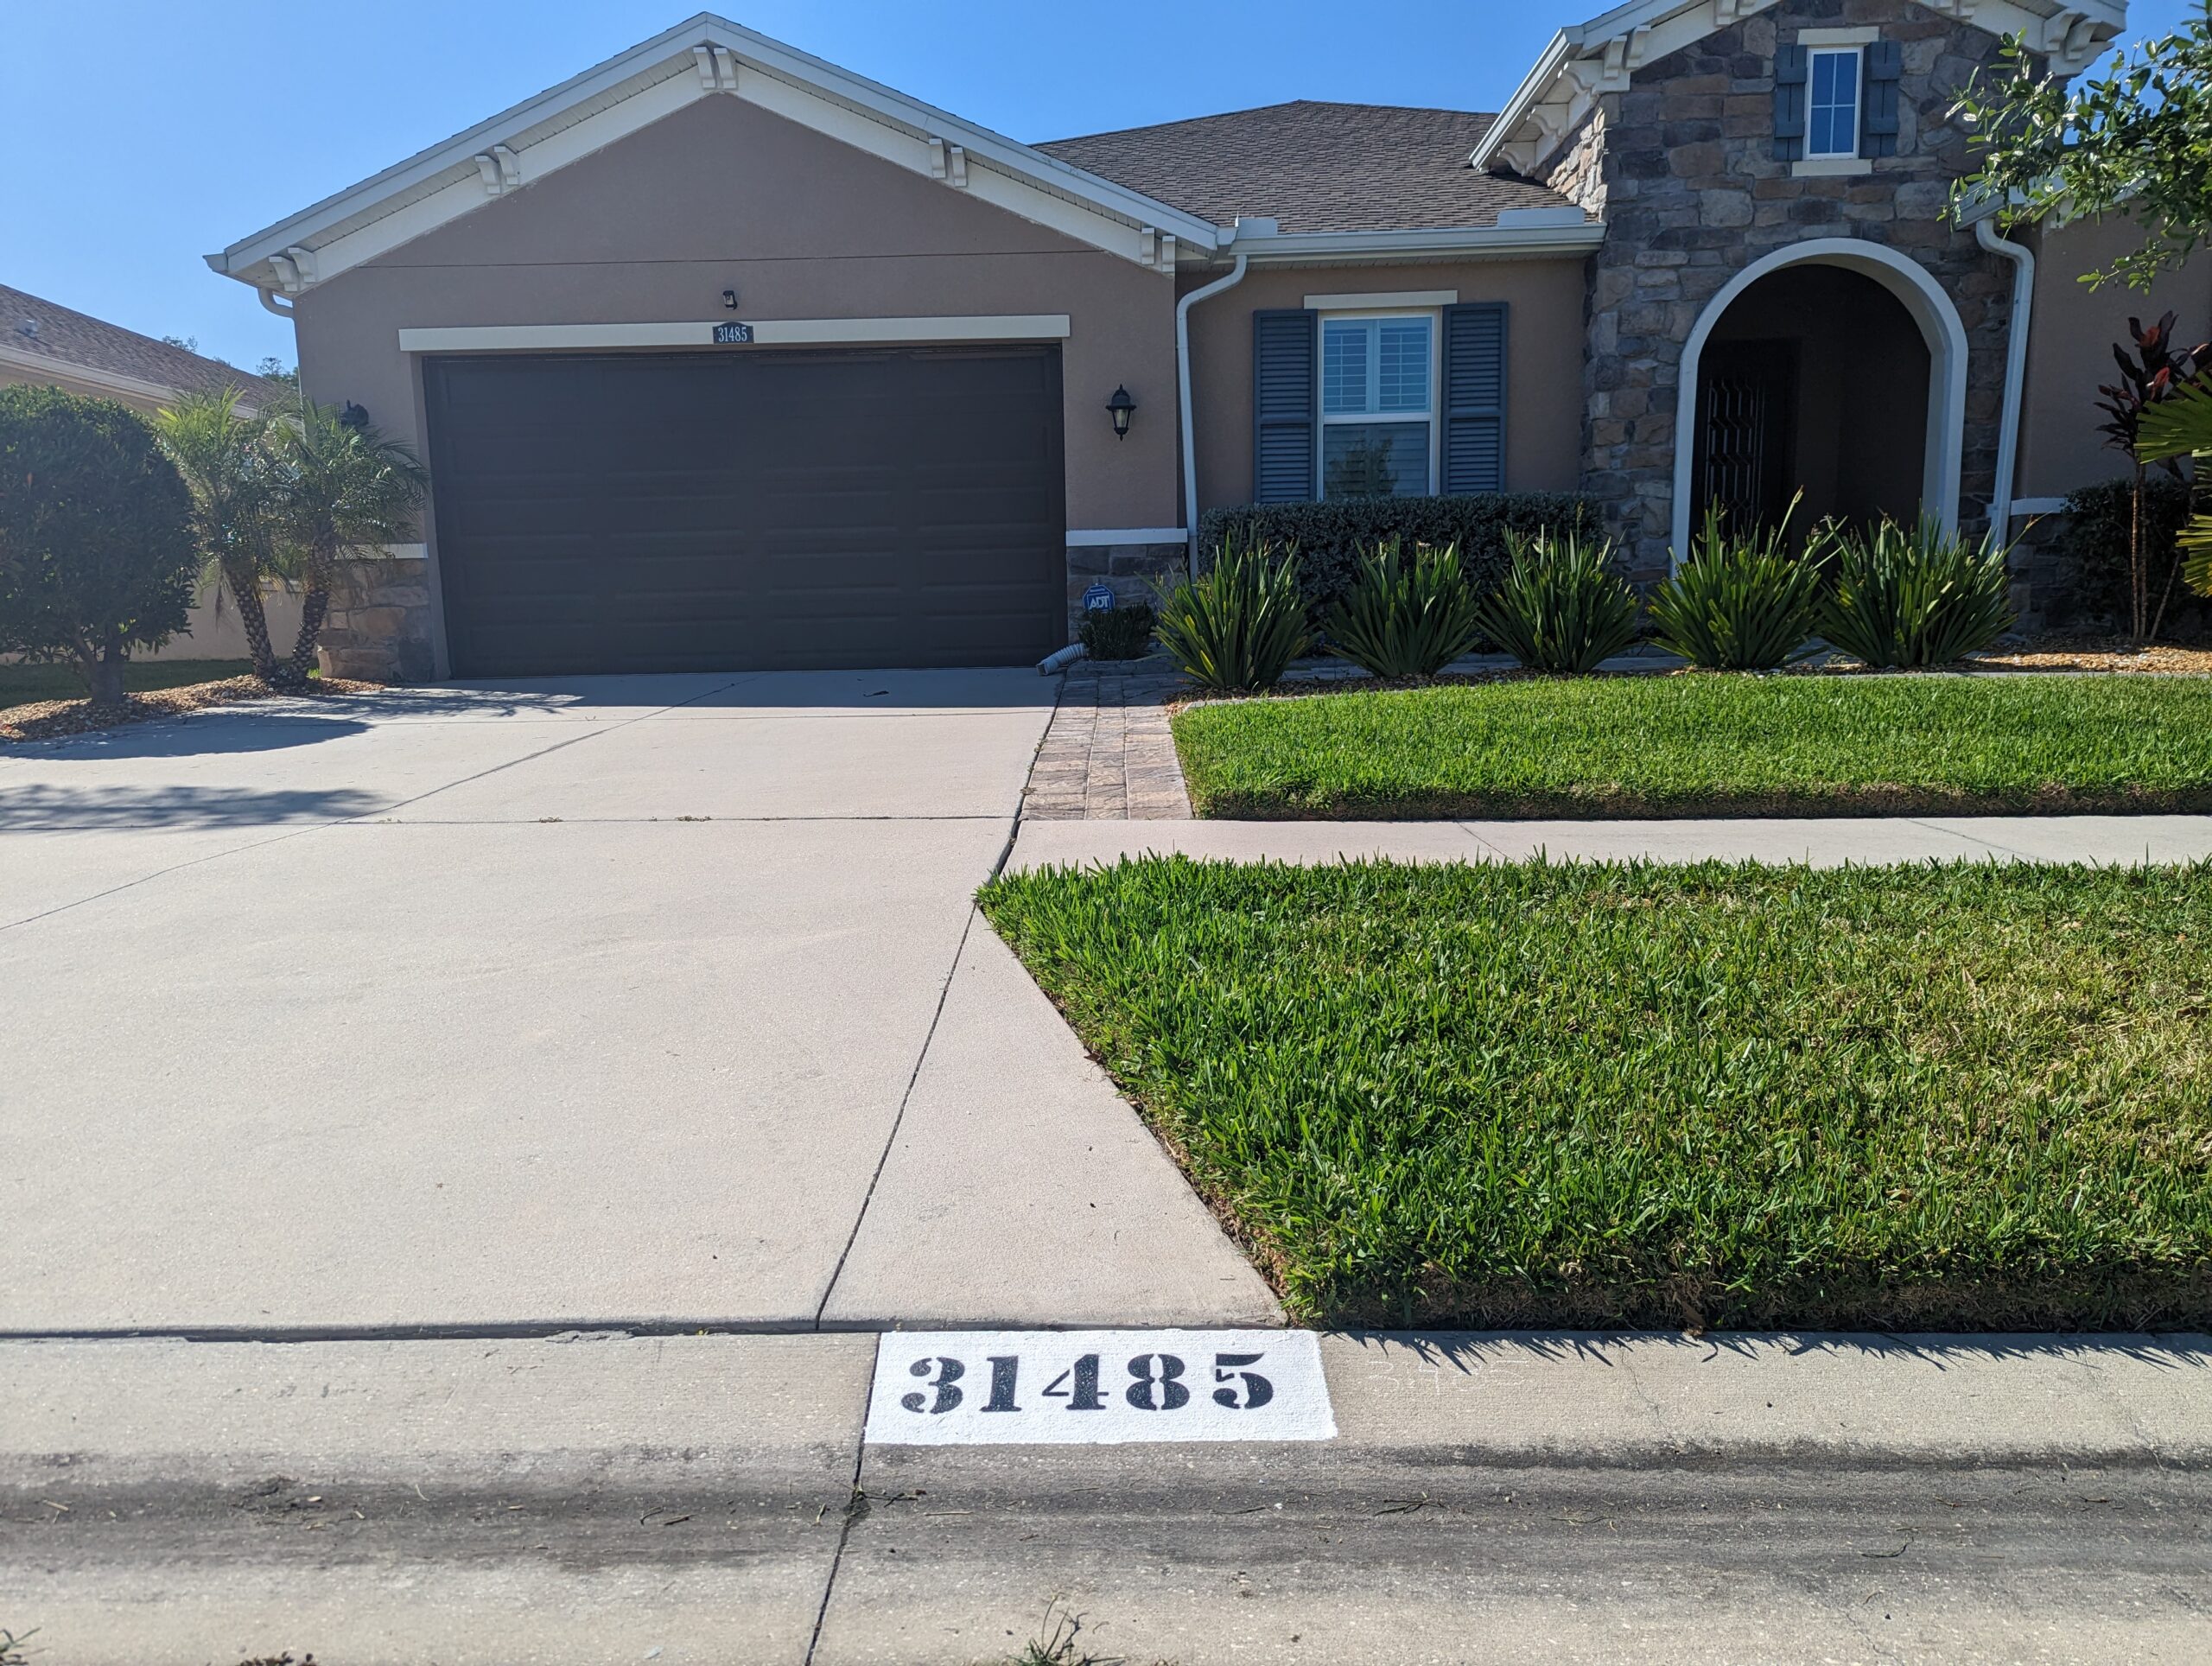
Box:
[339,401,371,431]
[1106,385,1135,440]
[721,289,741,311]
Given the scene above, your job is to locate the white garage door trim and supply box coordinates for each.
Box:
[397,315,1073,353]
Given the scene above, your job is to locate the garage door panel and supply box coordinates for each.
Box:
[425,347,1063,676]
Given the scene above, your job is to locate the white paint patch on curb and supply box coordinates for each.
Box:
[865,1330,1335,1445]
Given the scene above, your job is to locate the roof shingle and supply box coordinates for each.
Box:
[0,283,282,409]
[1037,100,1574,235]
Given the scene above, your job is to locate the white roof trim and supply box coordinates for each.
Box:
[393,315,1072,353]
[207,13,1224,292]
[1470,0,2127,176]
[1212,213,1604,265]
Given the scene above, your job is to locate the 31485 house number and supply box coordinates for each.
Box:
[863,1329,1336,1445]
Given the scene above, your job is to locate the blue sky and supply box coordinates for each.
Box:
[3,1,2196,372]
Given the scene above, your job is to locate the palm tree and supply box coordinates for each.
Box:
[270,400,428,686]
[2138,380,2212,605]
[152,389,289,681]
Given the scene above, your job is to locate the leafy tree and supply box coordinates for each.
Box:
[269,399,426,684]
[255,357,301,391]
[0,385,198,704]
[154,388,289,680]
[1955,5,2212,290]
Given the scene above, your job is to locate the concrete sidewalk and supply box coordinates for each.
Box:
[8,1328,2209,1663]
[1009,811,2212,873]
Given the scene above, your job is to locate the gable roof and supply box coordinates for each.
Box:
[1039,101,1573,235]
[0,283,281,411]
[208,13,1226,295]
[1471,0,2127,177]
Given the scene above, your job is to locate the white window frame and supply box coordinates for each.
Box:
[1316,309,1440,501]
[1804,45,1864,161]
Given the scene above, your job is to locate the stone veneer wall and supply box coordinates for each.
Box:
[1065,540,1187,639]
[1545,0,2025,582]
[321,556,437,683]
[1548,105,1611,220]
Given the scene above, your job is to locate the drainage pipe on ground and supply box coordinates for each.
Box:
[1976,217,2036,551]
[1176,252,1249,577]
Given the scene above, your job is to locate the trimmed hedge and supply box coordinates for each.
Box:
[1197,493,1599,619]
[2061,474,2204,636]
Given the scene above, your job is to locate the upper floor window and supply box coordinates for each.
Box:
[1806,46,1862,157]
[1320,314,1434,499]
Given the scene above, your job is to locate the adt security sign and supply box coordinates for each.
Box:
[865,1329,1336,1446]
[1082,582,1116,613]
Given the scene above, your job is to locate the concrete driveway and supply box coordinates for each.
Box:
[0,670,1275,1336]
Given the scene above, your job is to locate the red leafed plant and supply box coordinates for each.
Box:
[2097,312,2209,642]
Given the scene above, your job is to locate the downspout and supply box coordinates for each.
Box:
[1177,252,1249,576]
[1975,217,2034,550]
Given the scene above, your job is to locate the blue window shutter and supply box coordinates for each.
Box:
[1252,308,1317,503]
[1440,302,1507,494]
[1774,44,1808,162]
[1861,41,1902,157]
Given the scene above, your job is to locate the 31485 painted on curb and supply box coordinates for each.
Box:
[864,1330,1336,1446]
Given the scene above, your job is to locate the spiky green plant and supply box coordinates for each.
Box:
[1818,517,2014,668]
[1322,537,1485,680]
[1472,529,1641,674]
[1646,499,1827,671]
[2137,379,2212,600]
[1153,536,1312,691]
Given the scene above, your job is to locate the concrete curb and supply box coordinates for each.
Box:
[10,1330,2211,1663]
[9,1328,2208,1484]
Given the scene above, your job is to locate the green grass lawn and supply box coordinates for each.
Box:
[980,856,2212,1331]
[0,658,256,707]
[1171,673,2212,819]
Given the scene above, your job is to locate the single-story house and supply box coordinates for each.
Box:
[0,284,300,663]
[205,1,2208,681]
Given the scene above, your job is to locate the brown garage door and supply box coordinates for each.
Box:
[423,347,1065,676]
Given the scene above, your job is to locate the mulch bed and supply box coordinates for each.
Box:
[1967,638,2212,674]
[1165,635,2212,711]
[0,675,383,745]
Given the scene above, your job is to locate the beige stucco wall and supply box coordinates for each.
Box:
[1177,258,1592,517]
[148,582,305,663]
[291,92,1179,552]
[2016,215,2212,500]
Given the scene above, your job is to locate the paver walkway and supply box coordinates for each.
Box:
[1022,658,1190,820]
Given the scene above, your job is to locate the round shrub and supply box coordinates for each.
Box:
[0,385,198,704]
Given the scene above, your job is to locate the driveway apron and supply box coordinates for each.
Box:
[0,670,1276,1334]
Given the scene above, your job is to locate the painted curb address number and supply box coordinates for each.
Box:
[865,1329,1335,1446]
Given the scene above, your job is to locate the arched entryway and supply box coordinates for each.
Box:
[1670,238,1968,562]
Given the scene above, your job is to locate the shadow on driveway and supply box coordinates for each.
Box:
[11,714,372,760]
[0,782,387,830]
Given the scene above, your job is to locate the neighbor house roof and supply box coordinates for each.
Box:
[0,283,280,412]
[1039,101,1575,235]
